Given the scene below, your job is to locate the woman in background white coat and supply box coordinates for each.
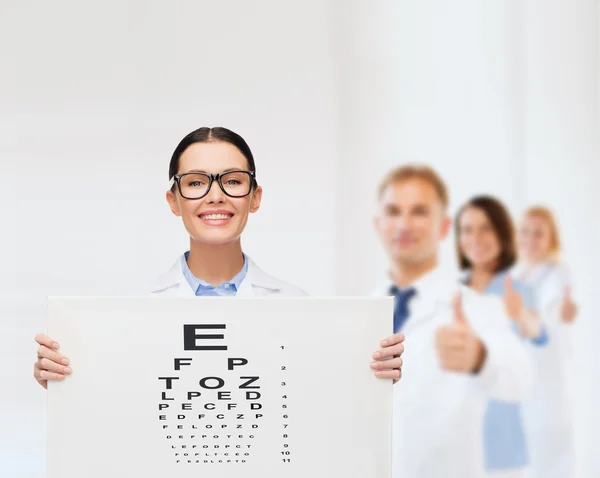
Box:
[512,206,577,478]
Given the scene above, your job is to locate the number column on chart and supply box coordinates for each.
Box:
[280,345,291,464]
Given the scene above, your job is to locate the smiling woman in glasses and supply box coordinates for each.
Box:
[33,126,405,388]
[160,127,271,294]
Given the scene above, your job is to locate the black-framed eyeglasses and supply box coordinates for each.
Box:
[169,170,256,200]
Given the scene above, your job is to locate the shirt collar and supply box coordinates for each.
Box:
[182,251,249,294]
[487,270,509,292]
[461,269,508,293]
[386,265,449,299]
[150,253,285,296]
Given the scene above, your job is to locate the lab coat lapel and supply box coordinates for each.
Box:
[235,258,283,297]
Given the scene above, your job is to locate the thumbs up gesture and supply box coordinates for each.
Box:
[503,274,525,321]
[503,275,543,339]
[560,285,578,324]
[435,291,487,374]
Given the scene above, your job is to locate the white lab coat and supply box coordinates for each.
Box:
[149,254,307,297]
[373,267,533,478]
[512,262,575,478]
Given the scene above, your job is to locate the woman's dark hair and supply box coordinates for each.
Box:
[169,127,257,185]
[455,195,517,273]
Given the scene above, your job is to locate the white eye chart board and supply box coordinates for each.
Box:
[47,296,393,478]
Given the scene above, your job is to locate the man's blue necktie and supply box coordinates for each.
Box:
[390,286,417,333]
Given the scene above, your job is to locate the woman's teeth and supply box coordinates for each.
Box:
[202,214,232,220]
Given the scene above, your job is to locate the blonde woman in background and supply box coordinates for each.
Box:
[512,206,577,478]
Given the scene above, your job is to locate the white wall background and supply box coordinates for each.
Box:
[1,0,598,476]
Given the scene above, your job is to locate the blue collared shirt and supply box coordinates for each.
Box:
[480,270,548,471]
[181,251,248,296]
